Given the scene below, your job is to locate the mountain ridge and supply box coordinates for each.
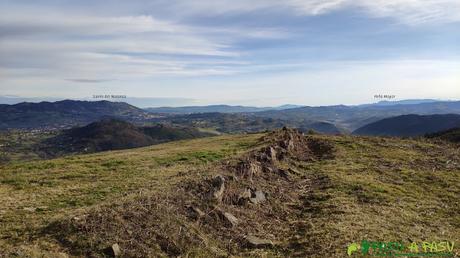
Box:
[253,101,460,131]
[3,99,460,133]
[352,114,460,137]
[0,100,153,130]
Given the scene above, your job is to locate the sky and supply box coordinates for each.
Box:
[0,0,459,106]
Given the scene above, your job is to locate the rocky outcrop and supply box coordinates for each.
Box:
[183,128,335,248]
[233,127,334,180]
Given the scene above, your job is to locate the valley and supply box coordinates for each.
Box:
[2,0,459,256]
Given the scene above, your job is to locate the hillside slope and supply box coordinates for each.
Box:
[145,104,303,114]
[254,101,460,131]
[353,114,460,137]
[154,112,343,134]
[0,130,458,257]
[38,119,214,157]
[145,105,272,114]
[426,127,460,143]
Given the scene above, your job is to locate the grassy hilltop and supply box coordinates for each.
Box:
[0,130,459,257]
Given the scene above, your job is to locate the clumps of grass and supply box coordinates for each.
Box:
[155,150,231,165]
[1,177,27,188]
[100,160,127,169]
[0,133,263,256]
[22,161,57,170]
[345,183,390,204]
[44,191,221,257]
[42,129,339,257]
[3,130,460,257]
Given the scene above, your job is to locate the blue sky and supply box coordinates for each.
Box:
[0,0,459,106]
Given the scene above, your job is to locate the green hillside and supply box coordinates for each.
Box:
[0,130,458,257]
[39,119,215,157]
[426,127,460,143]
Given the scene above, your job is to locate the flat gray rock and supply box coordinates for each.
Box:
[211,175,225,202]
[245,235,274,248]
[222,212,238,227]
[250,190,266,204]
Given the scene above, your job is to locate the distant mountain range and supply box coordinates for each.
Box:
[353,114,460,137]
[145,104,303,114]
[0,96,197,107]
[2,99,460,134]
[0,100,153,130]
[357,99,441,107]
[252,101,460,131]
[144,100,450,114]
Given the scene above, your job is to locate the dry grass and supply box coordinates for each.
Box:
[0,134,262,257]
[1,131,459,257]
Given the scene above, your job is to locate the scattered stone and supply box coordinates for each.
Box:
[104,243,122,257]
[222,212,238,227]
[249,162,263,177]
[211,175,225,202]
[268,146,278,161]
[71,215,89,223]
[187,205,205,220]
[213,209,239,228]
[250,190,266,204]
[245,235,274,248]
[236,160,263,179]
[240,188,252,197]
[23,207,36,212]
[237,188,252,205]
[261,146,278,163]
[237,188,267,205]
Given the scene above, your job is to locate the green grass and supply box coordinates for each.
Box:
[0,132,459,257]
[0,130,57,164]
[0,133,262,256]
[296,135,460,257]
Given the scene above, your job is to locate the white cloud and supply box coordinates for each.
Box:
[174,60,460,106]
[286,0,347,15]
[0,14,182,36]
[0,1,458,103]
[162,0,460,25]
[0,10,252,83]
[356,0,460,25]
[0,6,294,83]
